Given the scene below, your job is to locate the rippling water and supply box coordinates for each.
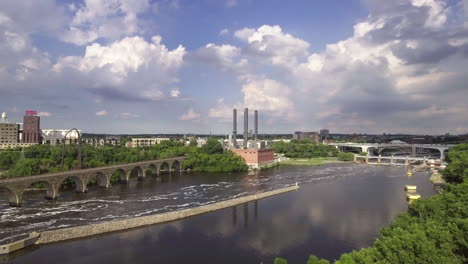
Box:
[0,164,435,263]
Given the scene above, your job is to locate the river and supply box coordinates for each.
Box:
[0,164,435,263]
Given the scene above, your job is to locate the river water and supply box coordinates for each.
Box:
[0,164,435,264]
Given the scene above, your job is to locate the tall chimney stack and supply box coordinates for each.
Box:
[232,109,237,148]
[243,108,248,149]
[254,110,258,141]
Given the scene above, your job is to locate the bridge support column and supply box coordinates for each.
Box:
[4,188,24,207]
[439,149,446,161]
[353,155,357,162]
[45,184,59,200]
[390,154,395,165]
[411,146,417,156]
[365,154,369,164]
[378,155,381,164]
[423,156,427,165]
[97,173,111,188]
[405,156,409,166]
[74,176,88,193]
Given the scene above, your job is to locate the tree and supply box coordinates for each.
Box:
[201,137,224,154]
[442,143,468,183]
[273,258,288,264]
[307,255,330,264]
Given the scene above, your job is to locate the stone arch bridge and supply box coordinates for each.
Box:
[0,157,185,207]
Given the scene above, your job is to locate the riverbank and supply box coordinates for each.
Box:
[36,185,299,244]
[280,157,350,166]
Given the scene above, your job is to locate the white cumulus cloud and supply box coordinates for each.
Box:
[179,108,201,121]
[62,0,151,45]
[96,110,108,116]
[54,35,186,101]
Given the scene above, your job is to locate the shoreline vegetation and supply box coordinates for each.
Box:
[274,143,468,264]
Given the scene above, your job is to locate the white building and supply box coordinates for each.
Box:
[42,129,81,145]
[130,137,170,147]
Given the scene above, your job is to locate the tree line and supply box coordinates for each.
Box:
[0,138,247,179]
[273,143,468,264]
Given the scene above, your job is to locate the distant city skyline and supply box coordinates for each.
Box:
[0,0,467,135]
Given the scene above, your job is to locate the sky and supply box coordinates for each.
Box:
[0,0,467,135]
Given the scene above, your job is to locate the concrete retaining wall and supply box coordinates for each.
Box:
[37,185,299,244]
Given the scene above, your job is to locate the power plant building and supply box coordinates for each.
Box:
[230,108,275,168]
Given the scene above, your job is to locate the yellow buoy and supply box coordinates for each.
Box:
[406,193,421,200]
[407,171,413,176]
[405,185,417,191]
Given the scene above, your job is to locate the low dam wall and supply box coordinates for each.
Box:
[37,185,299,244]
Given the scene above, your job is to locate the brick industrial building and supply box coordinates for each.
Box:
[22,110,41,144]
[232,148,275,169]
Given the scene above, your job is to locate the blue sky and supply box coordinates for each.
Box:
[0,0,467,135]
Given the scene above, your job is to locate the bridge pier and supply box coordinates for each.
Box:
[43,182,60,200]
[378,155,381,164]
[390,154,395,165]
[438,149,446,161]
[405,156,409,166]
[365,154,369,164]
[96,173,111,188]
[3,187,24,207]
[71,176,89,193]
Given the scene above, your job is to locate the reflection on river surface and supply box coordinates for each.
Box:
[0,164,435,264]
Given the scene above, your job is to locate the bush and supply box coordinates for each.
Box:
[337,152,354,161]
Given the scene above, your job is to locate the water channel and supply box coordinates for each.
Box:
[0,164,435,263]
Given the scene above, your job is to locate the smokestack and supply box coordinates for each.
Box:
[243,108,248,149]
[254,110,258,141]
[232,109,237,148]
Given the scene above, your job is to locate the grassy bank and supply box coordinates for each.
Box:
[280,157,344,166]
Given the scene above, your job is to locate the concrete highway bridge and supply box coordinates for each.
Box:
[328,143,455,160]
[0,157,185,207]
[353,154,441,165]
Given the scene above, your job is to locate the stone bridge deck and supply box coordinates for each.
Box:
[0,157,185,207]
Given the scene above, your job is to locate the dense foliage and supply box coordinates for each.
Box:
[0,138,247,178]
[272,140,339,158]
[442,143,468,184]
[337,152,354,161]
[274,144,468,264]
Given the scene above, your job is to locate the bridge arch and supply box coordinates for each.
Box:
[129,166,144,180]
[171,160,182,171]
[89,171,110,188]
[0,186,22,207]
[145,164,158,177]
[26,180,57,200]
[112,168,128,183]
[59,175,87,193]
[159,162,171,174]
